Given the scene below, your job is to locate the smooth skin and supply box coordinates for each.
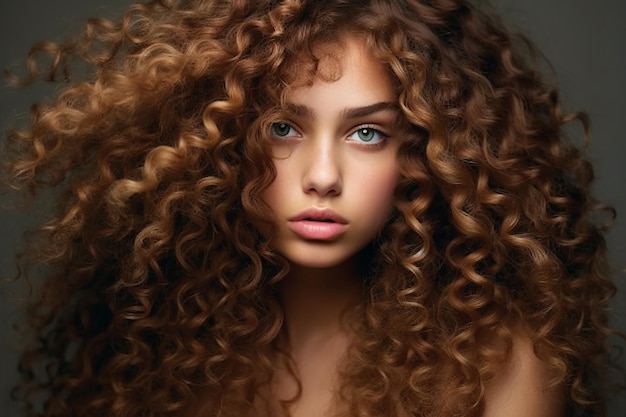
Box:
[261,41,401,270]
[262,35,564,417]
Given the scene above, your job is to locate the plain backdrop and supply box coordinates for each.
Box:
[1,1,625,416]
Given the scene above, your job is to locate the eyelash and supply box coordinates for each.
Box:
[346,125,388,146]
[270,122,390,148]
[270,122,300,139]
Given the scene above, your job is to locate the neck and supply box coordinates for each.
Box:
[279,258,362,354]
[270,258,364,415]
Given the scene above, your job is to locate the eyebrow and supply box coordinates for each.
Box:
[285,101,397,119]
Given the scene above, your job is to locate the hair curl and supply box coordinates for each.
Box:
[1,0,618,416]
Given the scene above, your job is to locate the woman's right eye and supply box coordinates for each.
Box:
[270,122,299,138]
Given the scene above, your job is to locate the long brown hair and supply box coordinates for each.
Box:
[1,0,616,416]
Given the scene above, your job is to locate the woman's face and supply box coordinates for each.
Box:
[261,36,401,269]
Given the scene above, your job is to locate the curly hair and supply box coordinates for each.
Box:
[1,0,617,416]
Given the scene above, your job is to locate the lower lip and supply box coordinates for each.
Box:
[288,220,347,240]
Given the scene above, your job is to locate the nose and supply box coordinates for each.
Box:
[301,139,342,197]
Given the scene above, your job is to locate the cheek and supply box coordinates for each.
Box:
[260,181,279,213]
[375,181,398,219]
[360,165,400,210]
[352,167,399,245]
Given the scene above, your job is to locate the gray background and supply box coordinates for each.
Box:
[0,1,624,416]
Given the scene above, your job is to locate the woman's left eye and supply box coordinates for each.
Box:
[347,127,387,144]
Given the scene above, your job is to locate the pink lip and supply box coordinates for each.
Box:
[288,208,348,240]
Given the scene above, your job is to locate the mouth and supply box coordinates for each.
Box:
[305,217,337,223]
[288,208,348,240]
[289,208,348,224]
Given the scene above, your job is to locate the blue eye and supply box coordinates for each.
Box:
[271,122,298,138]
[347,127,386,144]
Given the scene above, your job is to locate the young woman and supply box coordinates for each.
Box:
[1,1,618,416]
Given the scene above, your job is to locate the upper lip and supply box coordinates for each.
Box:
[288,208,348,224]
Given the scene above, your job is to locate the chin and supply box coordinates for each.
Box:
[278,243,369,272]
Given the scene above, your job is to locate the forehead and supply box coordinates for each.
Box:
[281,35,395,102]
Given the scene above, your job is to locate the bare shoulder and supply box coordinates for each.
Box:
[482,334,566,417]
